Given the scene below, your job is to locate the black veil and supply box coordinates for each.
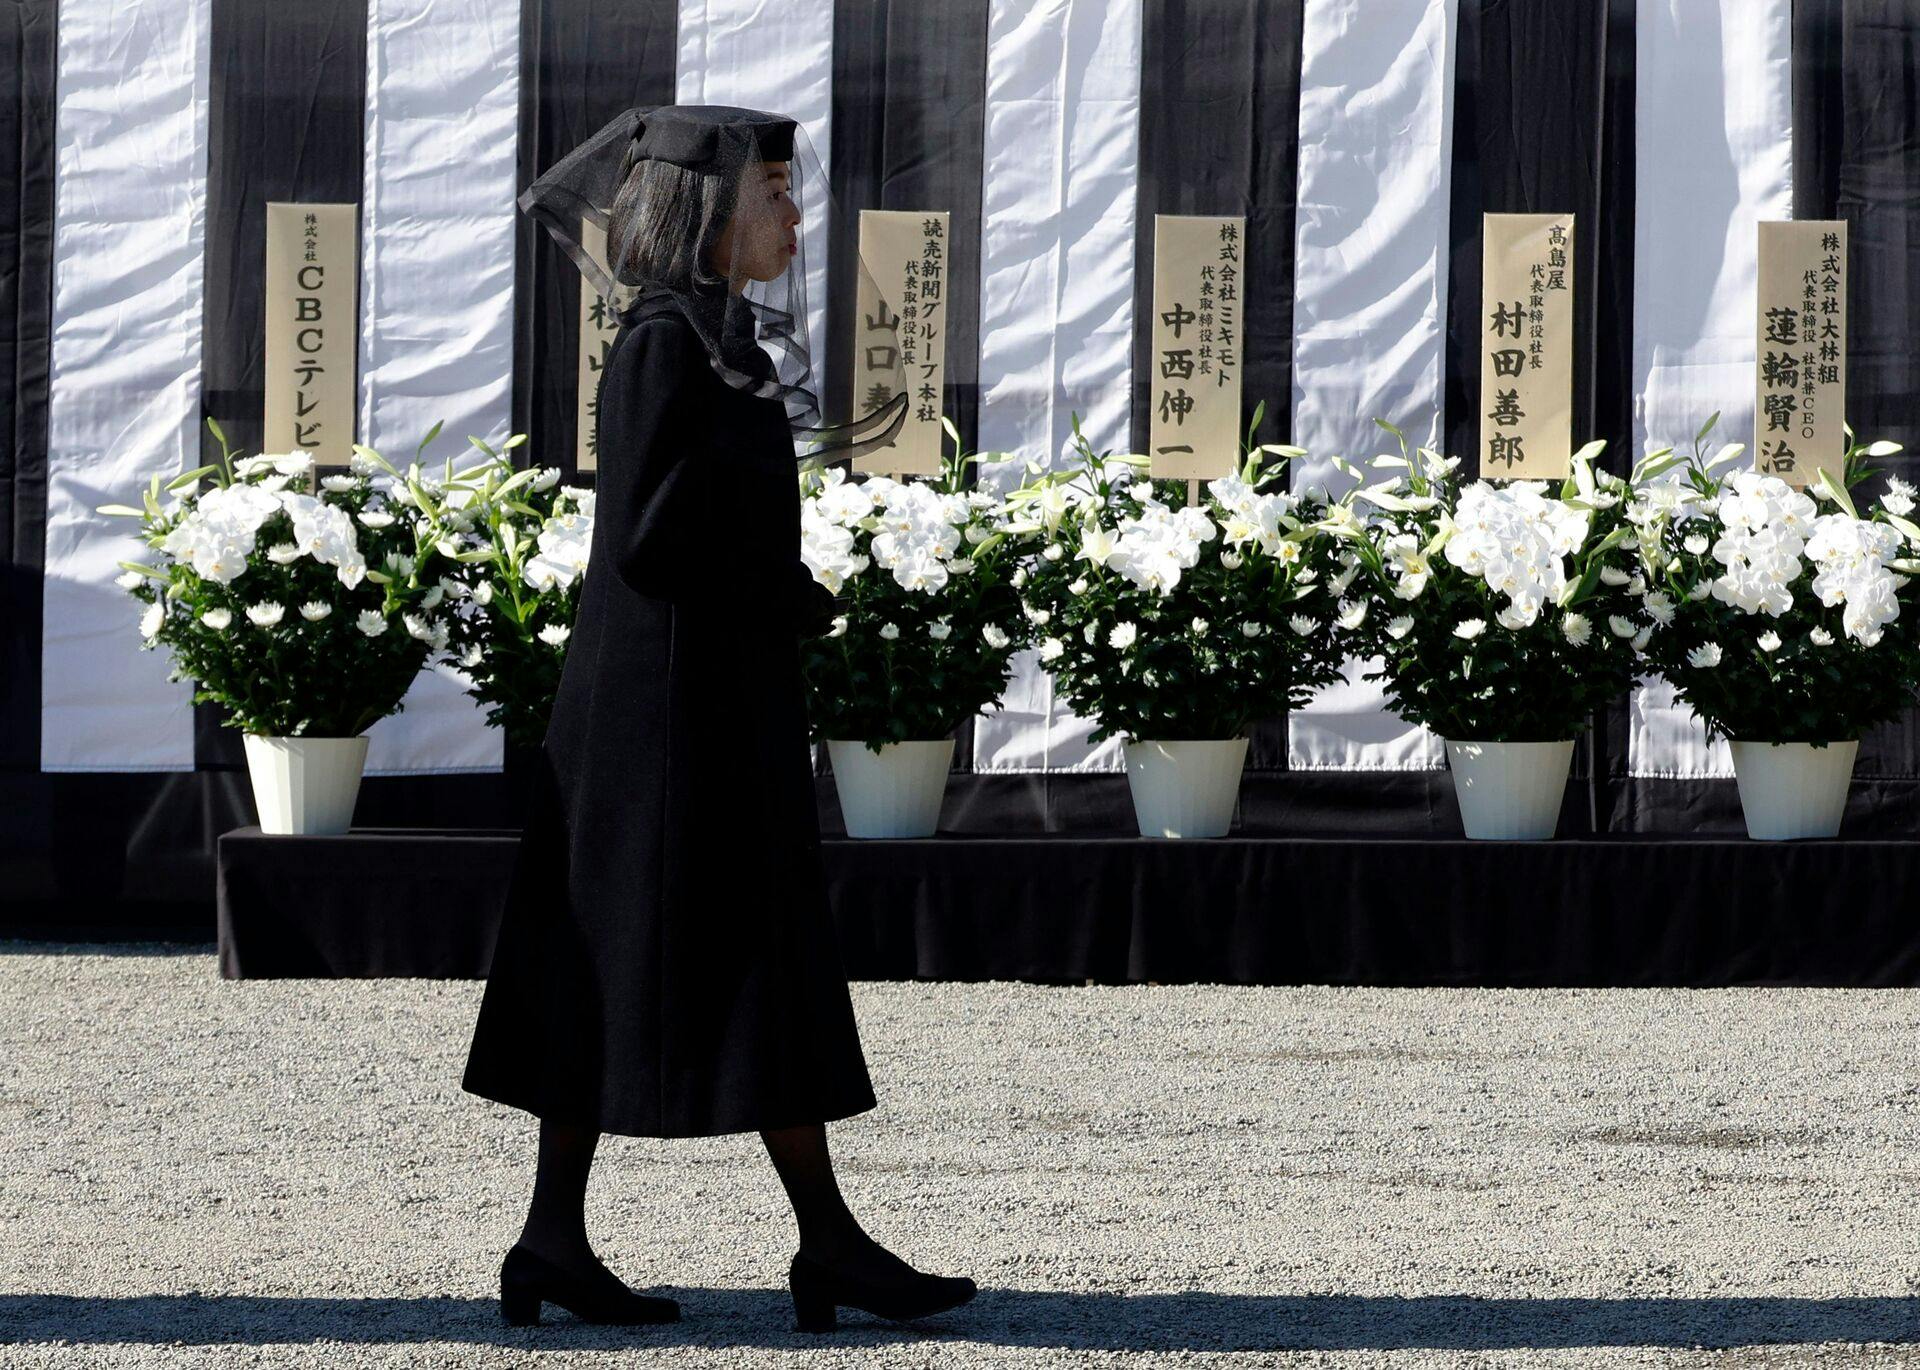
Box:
[519,104,909,465]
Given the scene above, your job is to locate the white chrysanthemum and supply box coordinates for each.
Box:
[1454,618,1486,640]
[115,569,146,590]
[1608,615,1636,638]
[1561,613,1592,646]
[1599,565,1631,586]
[138,602,166,640]
[1758,630,1782,652]
[878,622,900,641]
[1042,543,1065,562]
[982,623,1010,649]
[321,474,358,493]
[1288,614,1317,635]
[1108,621,1138,650]
[458,642,484,668]
[1688,642,1723,669]
[530,467,562,492]
[266,542,301,565]
[1810,626,1834,646]
[1190,617,1209,635]
[1039,636,1065,661]
[199,607,232,630]
[1335,600,1367,630]
[537,623,571,647]
[358,509,396,529]
[298,601,331,622]
[928,620,952,641]
[1643,590,1675,626]
[1220,550,1243,570]
[1023,604,1051,626]
[827,615,848,639]
[246,602,285,628]
[1385,615,1414,640]
[403,612,433,641]
[1631,625,1652,652]
[473,581,495,607]
[1235,620,1258,638]
[1683,533,1710,556]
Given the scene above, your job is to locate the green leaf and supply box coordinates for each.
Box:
[97,503,147,518]
[416,419,445,457]
[166,465,219,492]
[1816,466,1858,518]
[1373,416,1406,439]
[1694,411,1721,444]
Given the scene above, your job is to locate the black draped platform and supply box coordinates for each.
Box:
[216,824,1920,987]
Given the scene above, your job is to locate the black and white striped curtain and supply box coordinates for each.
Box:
[5,0,1918,906]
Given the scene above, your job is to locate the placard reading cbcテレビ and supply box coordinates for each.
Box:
[264,202,358,466]
[1755,220,1847,487]
[1148,214,1244,480]
[574,219,628,473]
[1479,212,1573,480]
[852,210,948,475]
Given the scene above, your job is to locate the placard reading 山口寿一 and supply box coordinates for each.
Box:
[1756,220,1847,488]
[264,202,358,466]
[852,210,948,476]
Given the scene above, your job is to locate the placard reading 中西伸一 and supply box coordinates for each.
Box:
[1148,215,1245,480]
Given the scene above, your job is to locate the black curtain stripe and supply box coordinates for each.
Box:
[1132,0,1305,774]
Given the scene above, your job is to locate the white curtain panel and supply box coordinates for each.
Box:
[677,0,837,396]
[1628,0,1794,781]
[1286,0,1457,773]
[40,0,213,772]
[356,0,518,775]
[969,0,1142,774]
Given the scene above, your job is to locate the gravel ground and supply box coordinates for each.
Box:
[4,943,1920,1368]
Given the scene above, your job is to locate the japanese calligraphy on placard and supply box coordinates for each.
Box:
[852,210,948,475]
[264,203,358,466]
[574,219,627,473]
[1479,213,1573,480]
[1148,215,1244,480]
[1756,220,1847,488]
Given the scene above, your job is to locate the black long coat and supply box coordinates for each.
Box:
[462,292,876,1138]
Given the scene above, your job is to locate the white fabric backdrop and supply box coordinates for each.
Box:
[969,0,1142,775]
[355,0,518,776]
[1627,0,1794,781]
[1286,0,1456,773]
[40,0,212,772]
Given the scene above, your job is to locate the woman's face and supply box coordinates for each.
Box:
[709,160,801,286]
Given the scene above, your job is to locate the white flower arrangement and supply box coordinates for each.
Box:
[1004,407,1350,745]
[438,436,596,748]
[799,418,1036,748]
[1622,416,1919,744]
[100,419,486,737]
[1319,418,1646,742]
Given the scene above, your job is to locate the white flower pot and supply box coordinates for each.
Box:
[1729,739,1859,840]
[828,738,954,838]
[1443,738,1574,840]
[242,734,370,836]
[1124,737,1248,839]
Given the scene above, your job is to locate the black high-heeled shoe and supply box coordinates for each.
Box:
[498,1243,681,1326]
[787,1248,977,1332]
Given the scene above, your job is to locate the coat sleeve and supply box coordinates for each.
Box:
[593,317,708,602]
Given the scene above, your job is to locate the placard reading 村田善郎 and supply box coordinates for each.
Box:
[852,210,948,476]
[264,202,358,466]
[1148,215,1244,481]
[1479,212,1573,480]
[1756,220,1846,488]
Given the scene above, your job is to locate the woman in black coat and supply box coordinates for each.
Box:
[461,105,973,1332]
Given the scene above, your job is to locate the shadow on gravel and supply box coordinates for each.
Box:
[3,1290,1919,1351]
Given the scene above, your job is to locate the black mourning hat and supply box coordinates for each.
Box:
[631,105,798,170]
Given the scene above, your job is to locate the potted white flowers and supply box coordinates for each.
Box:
[1008,409,1349,838]
[799,420,1035,837]
[102,420,487,834]
[1625,418,1916,839]
[1323,421,1644,839]
[439,436,593,754]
